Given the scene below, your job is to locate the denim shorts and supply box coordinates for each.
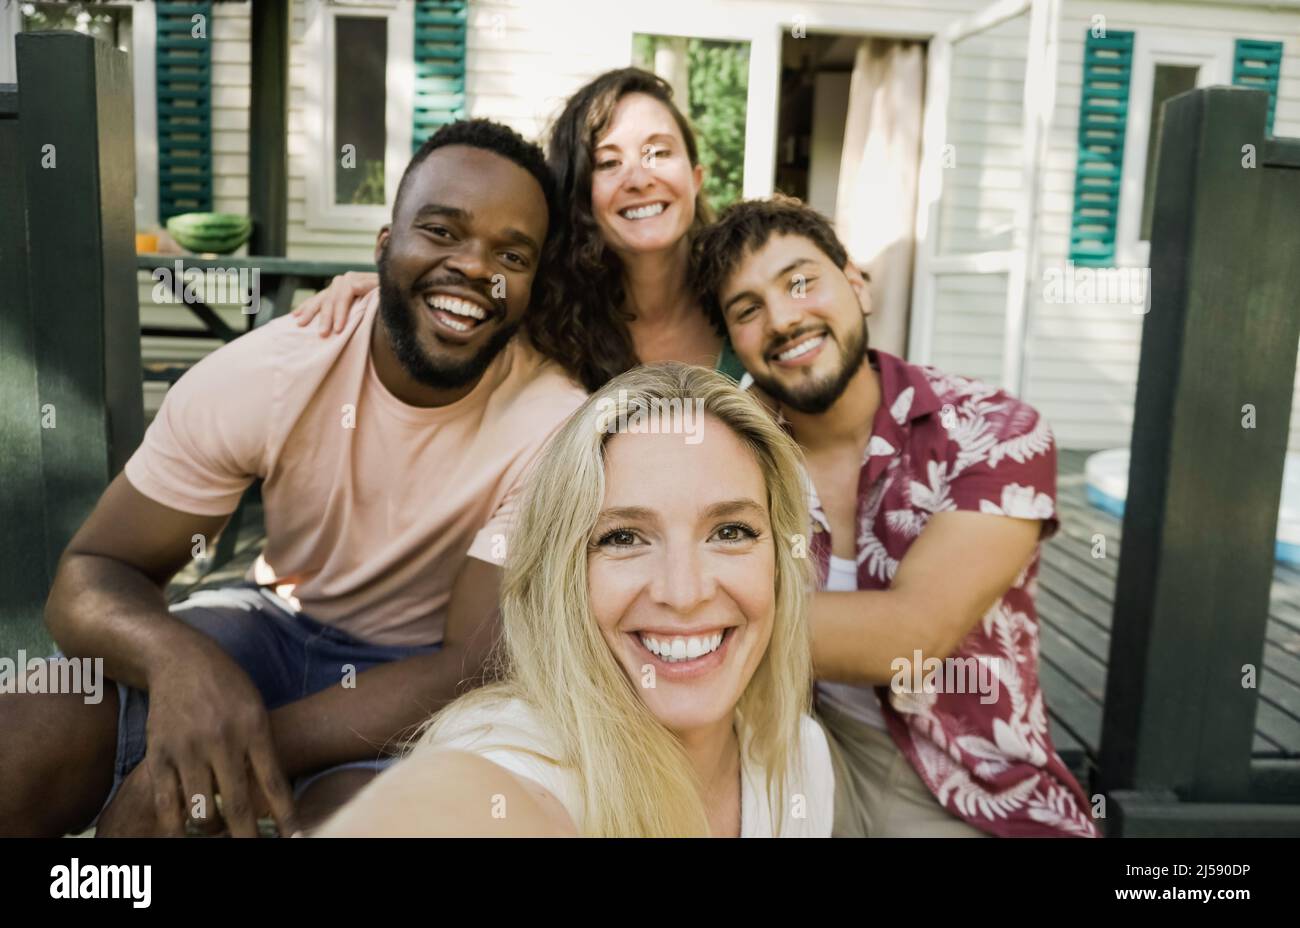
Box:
[96,582,440,822]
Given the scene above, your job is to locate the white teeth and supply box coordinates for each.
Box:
[776,334,824,362]
[426,294,488,321]
[620,202,666,220]
[638,631,727,663]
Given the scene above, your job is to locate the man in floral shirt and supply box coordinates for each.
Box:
[694,198,1098,837]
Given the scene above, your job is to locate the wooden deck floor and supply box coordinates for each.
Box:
[1040,450,1300,784]
[178,453,1300,789]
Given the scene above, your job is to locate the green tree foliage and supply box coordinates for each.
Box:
[632,35,749,213]
[686,40,748,212]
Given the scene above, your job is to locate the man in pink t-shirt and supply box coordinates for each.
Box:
[693,198,1099,837]
[0,120,586,837]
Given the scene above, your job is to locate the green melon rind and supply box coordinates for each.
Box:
[167,212,253,253]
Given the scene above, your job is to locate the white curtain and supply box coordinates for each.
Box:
[834,39,925,358]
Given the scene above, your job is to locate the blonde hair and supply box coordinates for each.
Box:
[416,363,814,836]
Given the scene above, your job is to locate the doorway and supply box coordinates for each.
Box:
[773,33,926,358]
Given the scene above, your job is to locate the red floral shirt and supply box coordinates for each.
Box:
[807,350,1098,837]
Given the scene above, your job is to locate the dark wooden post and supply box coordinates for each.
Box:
[249,0,289,257]
[10,31,141,626]
[1100,86,1300,835]
[0,83,52,654]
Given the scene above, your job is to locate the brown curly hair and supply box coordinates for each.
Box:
[528,68,714,392]
[690,195,852,333]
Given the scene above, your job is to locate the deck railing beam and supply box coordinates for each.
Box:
[1100,87,1300,823]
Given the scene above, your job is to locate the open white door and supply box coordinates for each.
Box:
[908,0,1060,394]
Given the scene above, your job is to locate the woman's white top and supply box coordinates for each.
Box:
[435,698,834,837]
[814,555,890,731]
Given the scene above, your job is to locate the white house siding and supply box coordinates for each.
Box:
[927,11,1030,390]
[1023,0,1300,450]
[286,1,372,261]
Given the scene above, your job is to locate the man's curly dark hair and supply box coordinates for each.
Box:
[394,119,557,232]
[690,196,851,333]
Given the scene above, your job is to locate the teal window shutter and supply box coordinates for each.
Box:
[1069,29,1134,267]
[156,2,213,221]
[1233,39,1282,135]
[412,0,468,151]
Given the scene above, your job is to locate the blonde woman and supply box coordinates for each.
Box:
[319,364,833,837]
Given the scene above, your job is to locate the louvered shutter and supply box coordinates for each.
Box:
[156,2,213,221]
[1233,39,1283,135]
[412,0,467,150]
[1069,29,1134,267]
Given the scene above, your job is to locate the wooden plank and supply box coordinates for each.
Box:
[248,0,289,257]
[1039,660,1102,752]
[16,31,142,586]
[0,84,53,655]
[1110,791,1300,837]
[1038,587,1110,663]
[1265,642,1300,690]
[1052,493,1300,652]
[1057,473,1300,639]
[1100,87,1300,802]
[1049,454,1300,757]
[136,254,376,277]
[1041,563,1300,757]
[1250,759,1300,802]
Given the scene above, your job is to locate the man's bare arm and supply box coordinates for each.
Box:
[45,473,297,836]
[269,557,503,778]
[811,511,1042,686]
[46,473,230,687]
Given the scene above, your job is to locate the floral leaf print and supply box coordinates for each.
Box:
[885,508,926,539]
[980,483,1055,520]
[909,460,956,514]
[987,417,1053,468]
[857,531,899,583]
[1028,784,1098,836]
[993,717,1049,767]
[868,435,896,458]
[938,766,1041,821]
[889,386,915,425]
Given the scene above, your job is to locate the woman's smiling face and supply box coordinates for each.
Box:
[587,416,775,734]
[590,92,704,258]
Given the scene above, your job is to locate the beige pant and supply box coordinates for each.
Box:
[818,702,989,838]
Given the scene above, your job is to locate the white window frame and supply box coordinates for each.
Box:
[621,0,1059,394]
[301,0,413,232]
[1114,32,1232,268]
[621,2,942,201]
[908,0,1059,395]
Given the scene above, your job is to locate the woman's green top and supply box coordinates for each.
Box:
[714,337,748,383]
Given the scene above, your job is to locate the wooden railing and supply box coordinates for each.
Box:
[0,31,139,656]
[1101,86,1300,835]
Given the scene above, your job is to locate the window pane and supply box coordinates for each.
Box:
[1140,64,1199,240]
[335,17,387,206]
[632,34,749,211]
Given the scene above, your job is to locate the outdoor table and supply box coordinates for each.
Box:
[136,253,376,342]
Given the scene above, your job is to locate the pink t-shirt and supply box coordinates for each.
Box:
[125,290,587,646]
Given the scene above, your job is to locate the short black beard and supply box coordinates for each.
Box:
[751,315,869,415]
[376,252,519,392]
